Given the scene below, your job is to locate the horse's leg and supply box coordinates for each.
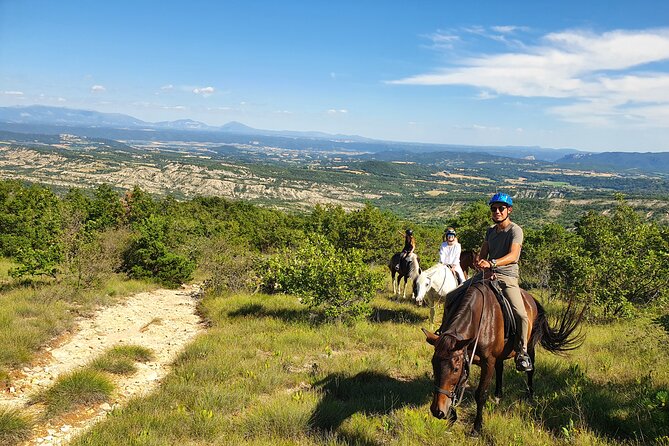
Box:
[391,271,396,294]
[429,304,435,329]
[494,359,504,402]
[402,277,408,298]
[395,275,400,296]
[526,348,535,400]
[473,358,495,434]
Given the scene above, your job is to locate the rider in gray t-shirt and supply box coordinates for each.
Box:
[477,192,532,372]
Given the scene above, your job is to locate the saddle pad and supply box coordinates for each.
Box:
[489,280,517,340]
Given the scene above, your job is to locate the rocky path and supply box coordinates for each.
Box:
[0,285,205,445]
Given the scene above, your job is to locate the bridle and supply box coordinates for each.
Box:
[433,349,469,402]
[432,285,486,407]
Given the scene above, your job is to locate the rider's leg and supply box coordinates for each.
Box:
[454,265,466,284]
[497,274,532,371]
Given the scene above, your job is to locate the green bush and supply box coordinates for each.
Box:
[123,215,195,287]
[262,234,384,321]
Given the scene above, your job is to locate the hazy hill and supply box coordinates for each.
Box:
[557,152,669,174]
[0,105,581,162]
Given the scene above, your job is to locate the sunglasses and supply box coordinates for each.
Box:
[490,205,507,213]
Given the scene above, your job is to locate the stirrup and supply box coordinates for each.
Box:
[515,352,533,372]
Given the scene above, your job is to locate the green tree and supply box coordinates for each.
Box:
[88,184,124,230]
[445,201,491,251]
[0,182,63,278]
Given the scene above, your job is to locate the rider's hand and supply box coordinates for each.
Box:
[476,259,491,269]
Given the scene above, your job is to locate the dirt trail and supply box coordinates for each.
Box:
[0,285,205,445]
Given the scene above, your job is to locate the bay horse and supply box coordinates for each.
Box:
[423,275,583,433]
[459,250,478,279]
[388,252,421,298]
[412,263,459,328]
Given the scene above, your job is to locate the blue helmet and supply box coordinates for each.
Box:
[489,192,513,207]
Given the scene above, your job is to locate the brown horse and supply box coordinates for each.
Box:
[459,250,479,279]
[423,277,583,433]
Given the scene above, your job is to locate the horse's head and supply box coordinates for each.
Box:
[423,329,470,422]
[413,271,430,304]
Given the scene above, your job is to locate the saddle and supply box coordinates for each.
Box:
[488,279,517,341]
[437,276,516,341]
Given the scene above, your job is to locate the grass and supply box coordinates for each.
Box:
[68,290,669,446]
[30,369,114,415]
[0,408,31,446]
[91,345,154,375]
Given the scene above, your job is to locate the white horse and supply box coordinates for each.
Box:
[412,263,459,327]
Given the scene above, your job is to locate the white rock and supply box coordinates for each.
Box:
[100,403,112,411]
[61,425,71,432]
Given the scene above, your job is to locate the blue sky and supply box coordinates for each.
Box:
[2,0,669,151]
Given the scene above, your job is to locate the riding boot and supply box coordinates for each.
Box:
[515,350,533,372]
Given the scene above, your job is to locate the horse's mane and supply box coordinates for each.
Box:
[422,263,443,277]
[437,282,485,336]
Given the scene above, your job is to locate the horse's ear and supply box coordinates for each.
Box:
[422,328,439,345]
[419,268,422,274]
[451,331,472,350]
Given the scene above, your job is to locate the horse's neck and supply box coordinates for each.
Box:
[442,289,483,339]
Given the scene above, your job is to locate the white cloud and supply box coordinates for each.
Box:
[491,25,524,34]
[91,85,106,93]
[3,91,24,96]
[162,105,186,110]
[273,110,292,114]
[161,84,174,90]
[193,86,215,96]
[426,31,461,49]
[390,28,669,128]
[327,109,348,115]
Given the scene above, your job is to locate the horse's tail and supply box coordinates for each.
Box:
[531,299,585,354]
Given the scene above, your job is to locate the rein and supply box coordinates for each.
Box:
[433,283,486,407]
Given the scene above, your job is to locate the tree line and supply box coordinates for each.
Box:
[1,180,666,321]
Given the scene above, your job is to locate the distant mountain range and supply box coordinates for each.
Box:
[6,104,669,175]
[0,105,373,142]
[0,105,588,163]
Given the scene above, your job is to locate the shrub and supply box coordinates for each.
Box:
[123,215,195,287]
[262,234,384,321]
[198,236,261,296]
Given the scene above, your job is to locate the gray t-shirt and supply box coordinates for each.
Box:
[485,222,524,278]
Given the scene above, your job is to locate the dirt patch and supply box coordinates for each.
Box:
[0,285,205,445]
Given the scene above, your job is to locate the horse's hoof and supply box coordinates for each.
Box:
[494,396,501,404]
[469,428,481,438]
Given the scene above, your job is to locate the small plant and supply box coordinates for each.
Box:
[91,345,154,375]
[31,369,114,415]
[0,408,31,445]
